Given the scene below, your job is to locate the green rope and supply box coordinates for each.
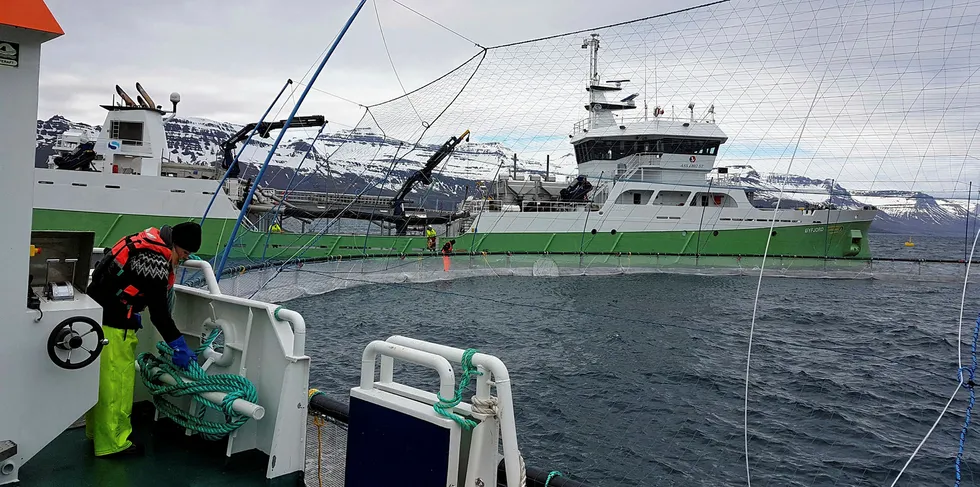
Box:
[545,471,564,486]
[433,348,483,430]
[136,328,258,440]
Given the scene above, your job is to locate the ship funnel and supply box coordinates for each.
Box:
[136,82,157,110]
[115,85,136,107]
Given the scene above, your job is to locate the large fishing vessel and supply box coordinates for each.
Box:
[32,31,878,268]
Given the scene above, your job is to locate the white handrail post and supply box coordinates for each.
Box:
[179,259,222,295]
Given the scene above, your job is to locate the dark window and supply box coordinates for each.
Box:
[633,193,641,204]
[109,121,144,146]
[574,137,722,163]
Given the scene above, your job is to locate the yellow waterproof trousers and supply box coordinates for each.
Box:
[85,326,139,456]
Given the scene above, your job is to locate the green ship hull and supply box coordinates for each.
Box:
[33,208,874,265]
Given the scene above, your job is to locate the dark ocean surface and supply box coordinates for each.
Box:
[288,233,980,486]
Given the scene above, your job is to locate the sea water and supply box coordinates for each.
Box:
[290,233,980,486]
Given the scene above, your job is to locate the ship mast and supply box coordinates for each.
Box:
[582,33,601,128]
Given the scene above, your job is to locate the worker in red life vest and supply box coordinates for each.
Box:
[441,239,456,254]
[85,222,202,457]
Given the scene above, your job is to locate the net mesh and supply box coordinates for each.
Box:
[188,1,980,485]
[307,0,980,198]
[216,0,980,277]
[304,414,348,487]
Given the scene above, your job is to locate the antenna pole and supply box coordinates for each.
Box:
[643,50,648,121]
[589,33,600,85]
[583,33,600,129]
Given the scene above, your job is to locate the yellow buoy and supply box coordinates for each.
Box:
[904,237,915,247]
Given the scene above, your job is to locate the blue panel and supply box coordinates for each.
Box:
[345,396,451,487]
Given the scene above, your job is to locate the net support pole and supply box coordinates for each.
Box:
[214,0,368,279]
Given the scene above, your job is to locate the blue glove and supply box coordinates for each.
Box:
[167,336,197,369]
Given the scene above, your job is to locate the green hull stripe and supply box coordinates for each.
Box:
[32,208,874,261]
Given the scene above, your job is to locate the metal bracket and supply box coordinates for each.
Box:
[0,440,17,462]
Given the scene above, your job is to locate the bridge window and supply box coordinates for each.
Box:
[109,121,144,146]
[574,138,721,163]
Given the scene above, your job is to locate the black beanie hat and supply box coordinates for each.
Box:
[172,222,202,253]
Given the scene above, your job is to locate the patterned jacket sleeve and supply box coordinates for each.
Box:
[128,252,181,343]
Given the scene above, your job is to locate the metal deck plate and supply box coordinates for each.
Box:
[17,402,304,487]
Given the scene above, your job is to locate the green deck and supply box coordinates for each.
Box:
[33,208,874,263]
[19,402,304,487]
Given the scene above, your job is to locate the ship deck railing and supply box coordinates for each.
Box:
[244,186,413,209]
[469,199,598,213]
[571,114,713,136]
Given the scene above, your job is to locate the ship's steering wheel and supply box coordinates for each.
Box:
[47,316,107,370]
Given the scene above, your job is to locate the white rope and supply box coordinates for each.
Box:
[888,384,962,486]
[470,395,525,487]
[888,202,980,485]
[471,395,500,417]
[958,224,980,370]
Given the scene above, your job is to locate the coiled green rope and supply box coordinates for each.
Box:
[433,348,483,430]
[136,328,259,440]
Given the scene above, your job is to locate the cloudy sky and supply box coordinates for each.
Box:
[38,0,704,128]
[37,0,980,195]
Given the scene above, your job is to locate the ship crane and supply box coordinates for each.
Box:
[219,115,326,178]
[391,129,470,235]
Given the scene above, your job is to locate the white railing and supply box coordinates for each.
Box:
[571,112,715,136]
[381,336,524,487]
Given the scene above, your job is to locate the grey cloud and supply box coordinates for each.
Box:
[40,0,679,125]
[36,0,980,196]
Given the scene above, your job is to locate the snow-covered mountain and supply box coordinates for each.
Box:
[36,115,566,203]
[35,116,975,235]
[719,165,974,235]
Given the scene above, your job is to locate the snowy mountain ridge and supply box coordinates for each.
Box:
[35,116,976,235]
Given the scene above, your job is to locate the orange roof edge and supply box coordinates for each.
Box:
[0,0,64,36]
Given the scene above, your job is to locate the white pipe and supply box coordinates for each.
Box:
[385,335,522,487]
[274,307,306,356]
[179,260,221,295]
[360,341,456,400]
[201,318,234,367]
[380,355,394,382]
[202,347,223,365]
[146,366,264,420]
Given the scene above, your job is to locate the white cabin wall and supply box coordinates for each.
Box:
[1,27,44,307]
[34,169,240,219]
[92,109,167,177]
